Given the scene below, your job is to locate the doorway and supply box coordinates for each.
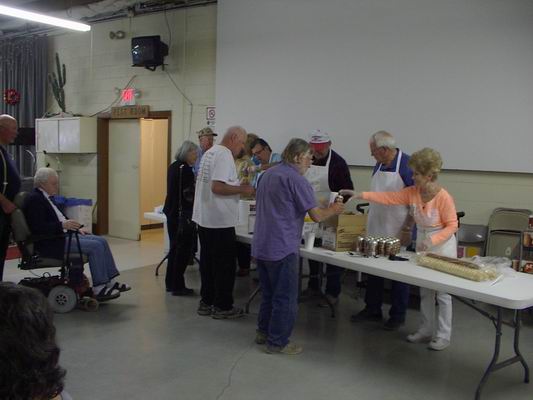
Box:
[139,118,168,226]
[103,114,171,240]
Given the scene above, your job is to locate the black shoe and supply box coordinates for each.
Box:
[94,286,121,302]
[197,301,213,316]
[383,318,405,331]
[212,306,244,319]
[172,288,195,296]
[350,308,383,323]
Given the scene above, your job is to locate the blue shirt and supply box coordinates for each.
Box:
[252,152,282,188]
[372,148,414,187]
[252,162,316,261]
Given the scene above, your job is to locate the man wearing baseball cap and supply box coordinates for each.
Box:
[194,127,218,175]
[303,129,354,306]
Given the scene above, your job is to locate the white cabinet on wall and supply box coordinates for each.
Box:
[36,117,97,153]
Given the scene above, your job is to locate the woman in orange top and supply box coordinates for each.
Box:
[342,148,458,351]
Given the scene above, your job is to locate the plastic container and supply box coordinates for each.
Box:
[64,198,93,233]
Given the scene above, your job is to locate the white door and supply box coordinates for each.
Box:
[109,119,141,240]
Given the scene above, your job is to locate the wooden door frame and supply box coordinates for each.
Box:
[95,111,172,235]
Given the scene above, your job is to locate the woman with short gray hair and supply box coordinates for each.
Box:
[163,140,199,296]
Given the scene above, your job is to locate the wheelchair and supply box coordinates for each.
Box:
[10,192,99,313]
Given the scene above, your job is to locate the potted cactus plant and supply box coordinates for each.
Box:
[48,53,69,116]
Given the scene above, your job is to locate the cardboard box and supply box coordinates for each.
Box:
[320,213,367,251]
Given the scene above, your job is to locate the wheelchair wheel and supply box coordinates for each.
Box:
[48,285,78,313]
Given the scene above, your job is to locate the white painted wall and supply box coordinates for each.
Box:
[216,0,533,173]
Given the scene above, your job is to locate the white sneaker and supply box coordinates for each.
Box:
[406,332,432,343]
[428,337,450,351]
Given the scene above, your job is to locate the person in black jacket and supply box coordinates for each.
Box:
[163,140,199,296]
[24,168,129,301]
[0,115,21,281]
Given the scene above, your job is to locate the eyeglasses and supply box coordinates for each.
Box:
[252,147,266,157]
[370,146,385,156]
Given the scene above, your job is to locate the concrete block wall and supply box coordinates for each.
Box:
[41,5,217,215]
[348,166,533,225]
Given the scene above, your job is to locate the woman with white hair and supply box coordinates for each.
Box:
[342,148,458,351]
[163,140,200,296]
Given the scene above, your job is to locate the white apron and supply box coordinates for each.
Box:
[367,151,409,236]
[305,150,332,208]
[414,200,457,341]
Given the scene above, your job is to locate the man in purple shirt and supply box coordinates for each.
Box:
[252,138,343,355]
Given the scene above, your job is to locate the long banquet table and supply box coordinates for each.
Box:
[236,229,532,400]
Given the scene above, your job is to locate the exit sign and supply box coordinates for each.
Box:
[120,88,136,106]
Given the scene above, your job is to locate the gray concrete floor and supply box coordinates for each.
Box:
[49,264,533,400]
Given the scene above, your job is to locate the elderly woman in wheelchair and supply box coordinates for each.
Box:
[15,168,131,311]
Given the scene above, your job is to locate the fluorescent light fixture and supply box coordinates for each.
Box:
[0,4,91,32]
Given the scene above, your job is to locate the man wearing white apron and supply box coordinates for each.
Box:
[304,129,354,305]
[351,131,414,330]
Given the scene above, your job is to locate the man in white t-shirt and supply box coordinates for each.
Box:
[192,125,254,319]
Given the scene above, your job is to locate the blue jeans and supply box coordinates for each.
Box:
[365,275,410,321]
[66,235,119,287]
[257,253,299,348]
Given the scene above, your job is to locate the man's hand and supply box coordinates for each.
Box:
[331,202,344,215]
[62,220,82,230]
[240,184,255,197]
[1,200,16,214]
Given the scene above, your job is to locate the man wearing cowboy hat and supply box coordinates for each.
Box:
[303,129,353,306]
[194,127,218,175]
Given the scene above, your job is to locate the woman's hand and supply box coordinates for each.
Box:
[416,238,433,252]
[339,189,361,201]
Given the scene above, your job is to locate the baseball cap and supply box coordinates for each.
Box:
[197,127,217,137]
[309,129,331,144]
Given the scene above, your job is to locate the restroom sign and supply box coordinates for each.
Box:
[206,106,216,121]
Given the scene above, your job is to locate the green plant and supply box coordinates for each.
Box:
[48,53,66,112]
